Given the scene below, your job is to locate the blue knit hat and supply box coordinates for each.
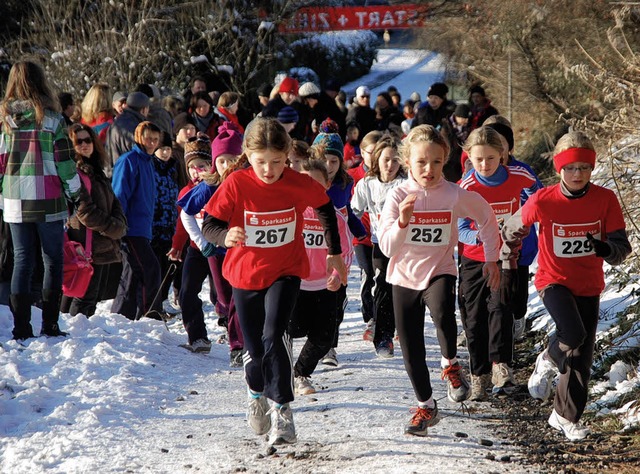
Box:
[277,106,299,124]
[312,119,343,159]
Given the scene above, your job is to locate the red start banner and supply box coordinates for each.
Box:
[281,4,428,34]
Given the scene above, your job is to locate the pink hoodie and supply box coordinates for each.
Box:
[301,206,354,291]
[378,175,500,291]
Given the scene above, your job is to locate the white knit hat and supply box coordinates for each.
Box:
[298,82,321,98]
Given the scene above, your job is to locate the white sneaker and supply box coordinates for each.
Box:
[514,317,526,341]
[528,350,558,401]
[492,362,517,394]
[469,373,491,401]
[441,363,470,402]
[189,338,212,353]
[267,403,297,445]
[321,348,338,367]
[548,409,590,441]
[247,393,271,435]
[294,376,316,395]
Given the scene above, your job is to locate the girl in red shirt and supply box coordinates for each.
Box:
[201,117,347,447]
[501,131,631,441]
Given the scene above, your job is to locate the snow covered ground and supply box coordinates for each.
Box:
[1,267,533,474]
[1,47,639,474]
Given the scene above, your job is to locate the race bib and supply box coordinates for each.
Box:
[491,200,514,230]
[302,217,327,249]
[244,208,296,248]
[552,221,601,258]
[405,210,452,246]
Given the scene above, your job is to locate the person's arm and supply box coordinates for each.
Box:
[500,208,531,269]
[457,217,479,245]
[201,215,229,248]
[378,192,413,258]
[54,122,81,201]
[180,210,208,251]
[350,180,367,218]
[76,181,127,240]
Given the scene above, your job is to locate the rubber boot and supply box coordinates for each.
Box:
[40,289,68,337]
[9,293,34,340]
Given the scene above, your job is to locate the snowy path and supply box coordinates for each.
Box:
[0,267,532,473]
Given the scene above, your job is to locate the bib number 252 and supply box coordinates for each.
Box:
[410,227,443,244]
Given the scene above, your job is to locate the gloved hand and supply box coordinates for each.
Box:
[499,268,518,307]
[586,232,611,258]
[201,243,217,257]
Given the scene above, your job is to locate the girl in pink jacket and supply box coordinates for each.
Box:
[288,159,354,396]
[377,125,500,437]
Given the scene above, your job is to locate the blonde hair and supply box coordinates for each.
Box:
[218,91,239,108]
[400,125,450,162]
[81,83,112,123]
[482,114,512,128]
[1,60,58,128]
[223,117,291,179]
[463,126,504,155]
[553,131,595,156]
[360,130,384,151]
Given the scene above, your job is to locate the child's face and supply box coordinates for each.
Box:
[378,148,401,183]
[288,151,305,172]
[154,146,172,162]
[560,162,592,192]
[301,169,329,189]
[282,122,296,133]
[469,144,501,178]
[215,153,236,176]
[454,116,469,127]
[406,142,445,189]
[324,154,341,181]
[188,158,212,183]
[361,144,375,168]
[347,128,359,142]
[141,131,161,154]
[248,149,287,184]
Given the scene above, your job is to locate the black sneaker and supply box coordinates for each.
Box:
[375,339,394,358]
[40,323,68,337]
[230,349,243,367]
[404,401,439,437]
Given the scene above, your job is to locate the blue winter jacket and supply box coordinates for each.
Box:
[327,175,366,239]
[112,144,157,240]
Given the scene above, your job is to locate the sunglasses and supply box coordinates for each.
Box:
[75,137,93,145]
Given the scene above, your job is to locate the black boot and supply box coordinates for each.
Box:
[10,293,34,340]
[40,289,68,337]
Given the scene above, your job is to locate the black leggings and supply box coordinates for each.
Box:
[289,288,338,378]
[233,276,301,405]
[372,243,394,344]
[354,244,375,323]
[541,284,599,422]
[393,275,457,402]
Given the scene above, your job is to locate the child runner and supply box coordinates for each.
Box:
[177,124,245,366]
[378,124,500,435]
[351,133,406,357]
[458,127,541,399]
[483,116,544,341]
[501,131,631,440]
[288,140,309,172]
[312,119,366,366]
[201,118,347,446]
[290,159,354,395]
[348,131,383,341]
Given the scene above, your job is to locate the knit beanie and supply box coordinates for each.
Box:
[298,82,321,98]
[469,85,486,97]
[553,147,596,173]
[211,122,243,159]
[184,133,212,168]
[312,119,344,160]
[159,132,172,149]
[278,76,299,95]
[427,82,448,99]
[257,83,272,98]
[454,103,471,119]
[277,106,299,124]
[173,113,196,136]
[126,91,150,110]
[486,123,514,151]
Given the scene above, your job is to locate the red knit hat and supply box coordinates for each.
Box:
[278,76,299,95]
[553,147,596,173]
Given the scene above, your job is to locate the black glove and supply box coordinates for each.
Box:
[499,268,518,307]
[586,232,611,258]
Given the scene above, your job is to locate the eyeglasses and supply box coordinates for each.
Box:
[75,137,92,145]
[562,165,592,173]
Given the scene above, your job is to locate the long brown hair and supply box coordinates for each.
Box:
[366,132,405,179]
[68,123,109,170]
[1,60,59,128]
